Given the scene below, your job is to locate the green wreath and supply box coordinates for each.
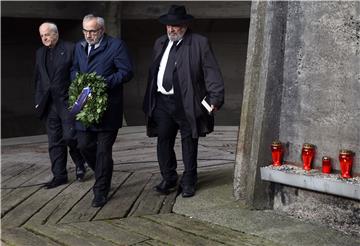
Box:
[69,72,108,127]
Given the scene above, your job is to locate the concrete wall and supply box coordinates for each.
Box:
[234,0,360,234]
[281,1,360,173]
[273,184,360,236]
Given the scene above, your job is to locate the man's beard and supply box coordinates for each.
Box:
[168,30,186,42]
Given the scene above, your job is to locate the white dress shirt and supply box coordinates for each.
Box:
[87,37,103,55]
[157,39,182,95]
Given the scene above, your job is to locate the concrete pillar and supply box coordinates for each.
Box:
[233,1,288,209]
[104,2,122,38]
[103,2,127,126]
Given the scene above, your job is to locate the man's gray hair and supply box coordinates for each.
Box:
[40,22,58,33]
[83,14,105,28]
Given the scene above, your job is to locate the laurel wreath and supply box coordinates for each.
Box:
[69,72,108,127]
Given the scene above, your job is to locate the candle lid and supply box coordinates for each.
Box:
[322,156,331,160]
[271,140,282,146]
[339,149,354,155]
[303,143,315,149]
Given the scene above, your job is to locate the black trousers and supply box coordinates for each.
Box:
[153,93,199,186]
[76,130,118,196]
[46,103,85,180]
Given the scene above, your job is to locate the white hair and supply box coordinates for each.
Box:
[39,22,58,33]
[83,14,105,28]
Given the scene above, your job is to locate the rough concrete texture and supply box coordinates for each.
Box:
[273,184,360,237]
[174,167,360,246]
[234,0,359,238]
[281,1,360,172]
[234,0,287,208]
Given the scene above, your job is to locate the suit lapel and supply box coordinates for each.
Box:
[39,46,51,86]
[175,31,192,69]
[52,40,66,76]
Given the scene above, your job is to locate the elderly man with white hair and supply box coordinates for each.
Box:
[34,22,86,189]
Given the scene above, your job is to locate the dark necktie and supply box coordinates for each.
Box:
[162,42,177,92]
[88,44,95,56]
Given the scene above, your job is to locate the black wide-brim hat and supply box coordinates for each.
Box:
[159,5,194,25]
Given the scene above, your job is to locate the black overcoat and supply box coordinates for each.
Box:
[143,31,225,138]
[34,40,75,120]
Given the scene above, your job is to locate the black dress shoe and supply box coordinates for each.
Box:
[181,185,195,198]
[153,180,177,194]
[44,177,68,189]
[76,166,86,182]
[91,195,107,207]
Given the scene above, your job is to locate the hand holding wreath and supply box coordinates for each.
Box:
[69,72,108,127]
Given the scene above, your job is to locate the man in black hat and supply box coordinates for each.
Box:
[143,5,225,197]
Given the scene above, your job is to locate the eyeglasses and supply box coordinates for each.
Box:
[82,28,101,34]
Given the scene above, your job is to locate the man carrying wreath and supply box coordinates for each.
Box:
[71,14,133,207]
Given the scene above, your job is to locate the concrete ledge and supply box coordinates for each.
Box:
[260,165,360,201]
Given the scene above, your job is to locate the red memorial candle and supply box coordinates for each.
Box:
[322,156,332,174]
[302,143,315,171]
[339,149,354,179]
[271,140,283,166]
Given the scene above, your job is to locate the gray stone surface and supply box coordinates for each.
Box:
[234,0,288,208]
[273,184,360,237]
[174,167,360,246]
[281,1,360,173]
[234,0,360,230]
[260,165,360,200]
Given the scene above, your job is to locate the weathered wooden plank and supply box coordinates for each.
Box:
[144,213,278,246]
[25,173,94,226]
[1,227,61,246]
[25,223,117,246]
[0,240,12,246]
[1,150,50,166]
[114,161,159,173]
[133,239,169,246]
[69,220,148,245]
[128,173,168,217]
[159,189,179,214]
[1,162,33,181]
[112,148,157,163]
[1,167,52,217]
[110,217,220,246]
[1,181,71,229]
[94,172,152,220]
[59,171,131,223]
[1,164,48,191]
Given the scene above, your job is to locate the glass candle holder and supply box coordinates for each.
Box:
[271,140,283,166]
[322,156,332,174]
[302,143,315,171]
[339,149,354,179]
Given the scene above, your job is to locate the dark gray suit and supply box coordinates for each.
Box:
[34,40,84,180]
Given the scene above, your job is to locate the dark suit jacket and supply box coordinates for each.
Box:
[143,30,225,138]
[34,40,75,120]
[71,34,133,131]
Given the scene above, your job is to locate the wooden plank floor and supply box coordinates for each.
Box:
[1,126,278,246]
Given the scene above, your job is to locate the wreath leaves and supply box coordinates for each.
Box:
[69,72,108,127]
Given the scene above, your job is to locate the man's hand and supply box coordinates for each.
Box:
[211,105,218,113]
